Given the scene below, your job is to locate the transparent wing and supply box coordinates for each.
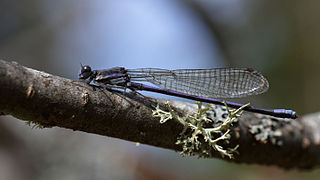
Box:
[127,68,269,99]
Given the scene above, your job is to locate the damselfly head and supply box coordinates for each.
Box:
[79,64,92,79]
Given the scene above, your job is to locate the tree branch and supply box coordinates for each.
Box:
[0,60,318,169]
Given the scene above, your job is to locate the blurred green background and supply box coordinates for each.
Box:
[1,0,320,179]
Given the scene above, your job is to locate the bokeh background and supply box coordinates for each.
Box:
[1,0,320,179]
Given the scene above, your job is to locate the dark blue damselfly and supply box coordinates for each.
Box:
[79,65,297,119]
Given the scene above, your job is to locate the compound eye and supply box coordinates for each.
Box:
[79,65,92,79]
[82,65,91,73]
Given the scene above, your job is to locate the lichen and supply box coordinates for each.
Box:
[249,118,286,146]
[25,121,45,129]
[153,101,249,159]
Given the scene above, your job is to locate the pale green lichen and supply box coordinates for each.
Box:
[25,121,45,129]
[153,101,249,159]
